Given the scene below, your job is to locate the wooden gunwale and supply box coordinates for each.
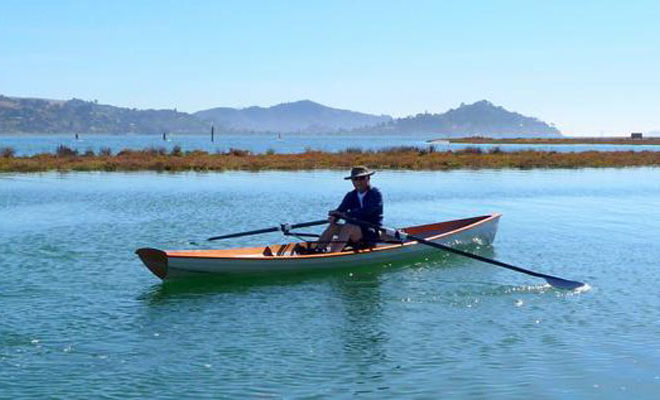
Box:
[164,213,501,261]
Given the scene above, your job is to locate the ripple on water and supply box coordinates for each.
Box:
[1,169,660,397]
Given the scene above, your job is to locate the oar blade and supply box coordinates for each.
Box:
[544,276,585,290]
[337,214,588,290]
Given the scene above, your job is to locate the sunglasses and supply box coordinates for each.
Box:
[351,176,368,181]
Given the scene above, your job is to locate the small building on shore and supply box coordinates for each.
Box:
[631,132,643,139]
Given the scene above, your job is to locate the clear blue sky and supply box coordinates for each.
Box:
[1,0,658,135]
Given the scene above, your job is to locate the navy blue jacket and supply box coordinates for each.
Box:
[335,186,383,227]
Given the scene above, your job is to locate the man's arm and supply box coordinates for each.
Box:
[335,192,352,213]
[329,192,353,223]
[345,189,383,221]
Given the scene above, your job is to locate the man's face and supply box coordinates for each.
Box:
[351,176,370,192]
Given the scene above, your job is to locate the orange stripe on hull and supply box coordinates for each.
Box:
[135,213,501,280]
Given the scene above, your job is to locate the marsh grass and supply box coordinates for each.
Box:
[456,147,483,154]
[1,147,15,158]
[56,145,78,157]
[0,146,658,172]
[342,147,364,154]
[227,148,250,156]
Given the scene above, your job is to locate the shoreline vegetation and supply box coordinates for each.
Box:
[0,145,658,172]
[439,137,660,145]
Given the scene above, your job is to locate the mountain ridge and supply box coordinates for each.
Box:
[194,100,392,133]
[0,94,562,137]
[0,95,207,134]
[356,100,561,137]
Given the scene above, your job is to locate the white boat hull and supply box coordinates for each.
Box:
[136,214,500,280]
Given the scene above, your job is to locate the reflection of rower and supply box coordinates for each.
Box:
[162,132,166,141]
[75,133,79,140]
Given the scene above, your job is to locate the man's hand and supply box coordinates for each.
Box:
[328,210,346,224]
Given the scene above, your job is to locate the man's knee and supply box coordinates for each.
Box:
[343,224,363,240]
[324,224,341,235]
[350,223,362,233]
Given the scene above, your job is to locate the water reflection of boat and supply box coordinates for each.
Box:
[136,214,500,280]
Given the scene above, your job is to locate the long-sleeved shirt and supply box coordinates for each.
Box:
[335,186,383,227]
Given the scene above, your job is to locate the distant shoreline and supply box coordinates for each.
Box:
[1,146,658,173]
[435,137,660,146]
[3,133,659,144]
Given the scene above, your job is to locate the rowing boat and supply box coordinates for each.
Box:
[136,213,501,280]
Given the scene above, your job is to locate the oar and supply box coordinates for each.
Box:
[207,219,328,241]
[339,215,585,290]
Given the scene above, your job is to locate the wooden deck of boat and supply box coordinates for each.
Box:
[164,214,496,260]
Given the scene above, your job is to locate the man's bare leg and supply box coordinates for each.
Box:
[329,224,363,253]
[315,223,341,251]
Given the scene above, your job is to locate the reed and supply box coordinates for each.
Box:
[55,145,78,157]
[1,147,15,158]
[227,148,250,156]
[341,147,364,154]
[455,146,483,154]
[0,146,658,173]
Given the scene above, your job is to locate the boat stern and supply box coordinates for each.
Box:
[136,248,168,279]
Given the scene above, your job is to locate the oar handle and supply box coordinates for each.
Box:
[291,219,330,229]
[207,219,328,241]
[207,226,278,241]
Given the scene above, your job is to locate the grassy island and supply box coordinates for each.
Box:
[0,145,658,172]
[442,137,660,145]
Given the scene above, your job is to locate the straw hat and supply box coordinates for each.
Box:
[344,166,376,180]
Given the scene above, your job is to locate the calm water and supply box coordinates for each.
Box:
[1,134,659,156]
[1,168,659,398]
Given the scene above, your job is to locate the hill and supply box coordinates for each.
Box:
[194,100,392,133]
[359,100,562,137]
[0,95,208,134]
[0,95,561,137]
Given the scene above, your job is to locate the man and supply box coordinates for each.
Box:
[315,166,383,253]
